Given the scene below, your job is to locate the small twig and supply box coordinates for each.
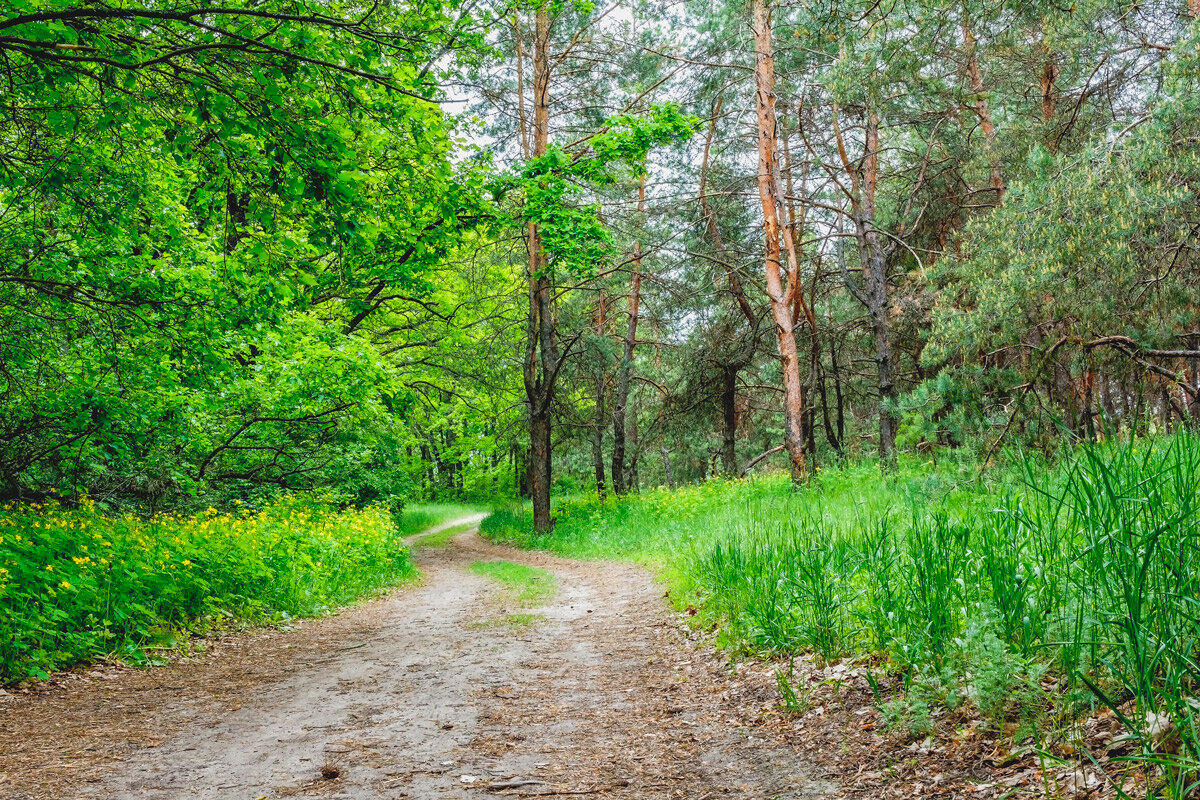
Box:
[487,778,549,790]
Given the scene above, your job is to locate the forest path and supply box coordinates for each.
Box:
[1,518,835,800]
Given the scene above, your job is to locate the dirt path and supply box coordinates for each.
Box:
[0,519,836,800]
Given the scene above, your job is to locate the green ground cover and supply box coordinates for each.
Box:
[0,496,447,682]
[412,522,477,548]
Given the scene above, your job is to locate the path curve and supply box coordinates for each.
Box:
[0,517,836,800]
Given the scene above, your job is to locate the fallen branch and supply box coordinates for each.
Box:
[497,790,610,797]
[740,445,785,477]
[487,779,549,791]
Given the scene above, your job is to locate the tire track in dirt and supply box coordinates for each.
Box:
[0,518,837,800]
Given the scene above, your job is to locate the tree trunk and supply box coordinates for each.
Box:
[1039,32,1059,145]
[611,175,645,495]
[592,292,608,498]
[962,13,1004,199]
[521,4,556,533]
[751,0,808,484]
[529,408,551,525]
[514,444,530,498]
[628,399,641,492]
[863,227,899,467]
[700,96,756,324]
[836,109,899,468]
[420,443,431,497]
[720,368,738,475]
[660,439,675,489]
[781,102,820,463]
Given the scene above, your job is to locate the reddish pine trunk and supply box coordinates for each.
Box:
[751,0,807,483]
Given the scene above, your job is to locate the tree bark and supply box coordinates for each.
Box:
[521,4,556,533]
[751,0,808,484]
[700,97,759,474]
[834,108,898,468]
[827,306,846,451]
[611,174,645,495]
[782,102,821,462]
[1039,34,1059,139]
[660,438,675,489]
[628,398,641,492]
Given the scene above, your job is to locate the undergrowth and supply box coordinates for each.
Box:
[0,495,419,681]
[481,434,1200,795]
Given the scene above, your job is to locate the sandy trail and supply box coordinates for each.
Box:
[0,518,835,800]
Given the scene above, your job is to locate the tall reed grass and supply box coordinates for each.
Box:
[483,435,1200,794]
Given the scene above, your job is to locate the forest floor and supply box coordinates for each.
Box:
[0,516,842,800]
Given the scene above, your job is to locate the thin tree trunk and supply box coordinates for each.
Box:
[720,368,738,475]
[420,443,431,497]
[962,13,1004,199]
[751,0,807,484]
[1039,32,1059,143]
[592,292,608,498]
[835,109,899,468]
[628,399,641,492]
[862,116,899,468]
[660,439,675,489]
[832,343,845,447]
[782,104,821,462]
[652,343,676,489]
[513,13,530,161]
[611,175,645,495]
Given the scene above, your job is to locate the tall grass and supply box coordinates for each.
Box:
[483,435,1200,794]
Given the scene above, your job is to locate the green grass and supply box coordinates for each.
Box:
[467,612,547,630]
[412,521,475,548]
[469,560,557,606]
[482,434,1200,796]
[0,495,416,682]
[394,503,484,538]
